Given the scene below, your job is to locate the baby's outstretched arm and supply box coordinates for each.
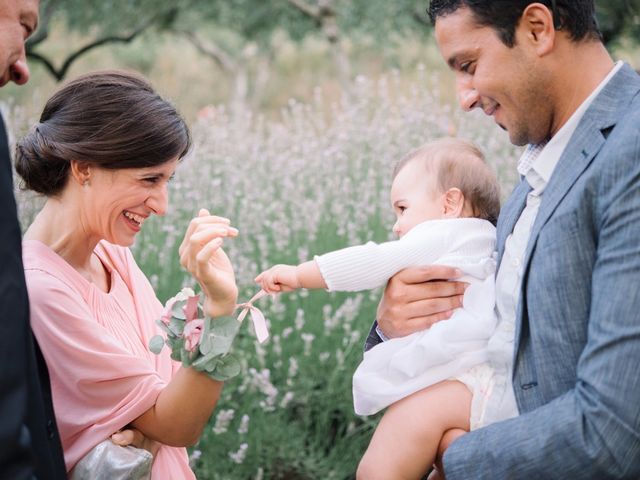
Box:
[255,260,327,294]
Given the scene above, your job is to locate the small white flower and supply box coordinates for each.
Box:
[229,443,248,464]
[212,409,235,434]
[238,414,250,435]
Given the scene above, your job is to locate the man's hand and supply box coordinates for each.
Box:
[111,427,161,457]
[377,265,467,338]
[427,427,467,479]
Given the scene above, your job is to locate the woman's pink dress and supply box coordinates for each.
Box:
[23,239,195,479]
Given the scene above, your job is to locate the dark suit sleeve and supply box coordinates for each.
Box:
[0,116,65,480]
[0,115,36,478]
[364,320,383,352]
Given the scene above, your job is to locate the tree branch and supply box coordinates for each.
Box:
[26,10,173,82]
[285,0,320,19]
[26,0,59,48]
[174,30,237,73]
[23,51,61,81]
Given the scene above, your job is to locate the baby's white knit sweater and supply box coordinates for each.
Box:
[315,217,498,415]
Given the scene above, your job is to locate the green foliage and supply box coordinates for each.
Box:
[596,0,640,46]
[39,0,187,34]
[191,0,318,45]
[339,0,431,40]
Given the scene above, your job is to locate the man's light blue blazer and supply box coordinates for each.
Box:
[443,63,640,478]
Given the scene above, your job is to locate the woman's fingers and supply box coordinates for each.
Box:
[189,225,237,249]
[111,428,144,448]
[195,237,223,269]
[178,211,233,255]
[179,224,237,267]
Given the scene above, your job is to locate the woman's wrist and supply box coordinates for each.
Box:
[203,295,236,318]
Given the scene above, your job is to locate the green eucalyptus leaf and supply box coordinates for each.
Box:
[171,300,186,319]
[209,354,241,381]
[181,348,193,366]
[200,332,234,357]
[168,318,185,336]
[155,319,172,334]
[169,337,185,362]
[148,335,165,355]
[191,354,218,370]
[209,316,241,337]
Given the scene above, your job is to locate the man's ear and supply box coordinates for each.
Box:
[442,188,465,218]
[69,159,91,186]
[518,3,556,56]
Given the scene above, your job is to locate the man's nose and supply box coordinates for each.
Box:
[10,56,31,85]
[456,77,479,112]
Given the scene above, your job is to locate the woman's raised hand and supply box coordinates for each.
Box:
[179,209,239,317]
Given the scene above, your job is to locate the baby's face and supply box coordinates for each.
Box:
[390,160,444,237]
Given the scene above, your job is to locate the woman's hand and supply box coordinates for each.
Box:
[179,209,239,318]
[377,265,468,338]
[111,427,161,457]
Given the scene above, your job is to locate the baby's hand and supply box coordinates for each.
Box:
[255,264,301,294]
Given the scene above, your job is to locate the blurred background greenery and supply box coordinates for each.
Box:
[2,1,639,479]
[1,0,638,120]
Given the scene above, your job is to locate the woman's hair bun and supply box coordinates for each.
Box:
[15,124,70,196]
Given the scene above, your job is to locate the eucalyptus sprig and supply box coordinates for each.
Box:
[149,288,242,381]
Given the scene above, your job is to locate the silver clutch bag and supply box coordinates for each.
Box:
[70,439,153,480]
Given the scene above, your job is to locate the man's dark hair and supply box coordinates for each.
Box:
[428,0,602,46]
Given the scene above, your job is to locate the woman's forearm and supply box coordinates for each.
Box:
[132,367,223,447]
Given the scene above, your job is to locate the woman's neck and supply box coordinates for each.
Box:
[24,197,100,272]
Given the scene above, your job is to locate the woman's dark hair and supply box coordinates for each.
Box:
[428,0,602,47]
[15,70,191,196]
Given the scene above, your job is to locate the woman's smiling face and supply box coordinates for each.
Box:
[80,158,179,247]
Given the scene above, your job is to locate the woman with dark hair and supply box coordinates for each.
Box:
[16,70,238,478]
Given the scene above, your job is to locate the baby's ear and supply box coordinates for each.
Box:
[442,188,465,218]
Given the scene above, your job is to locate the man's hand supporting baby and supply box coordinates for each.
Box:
[376,265,468,339]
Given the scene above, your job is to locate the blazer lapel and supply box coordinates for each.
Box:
[514,64,640,348]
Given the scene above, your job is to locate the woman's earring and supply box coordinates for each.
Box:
[83,180,90,189]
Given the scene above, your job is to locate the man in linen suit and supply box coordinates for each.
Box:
[0,0,66,478]
[367,0,640,477]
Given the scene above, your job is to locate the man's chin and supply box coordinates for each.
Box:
[507,129,531,147]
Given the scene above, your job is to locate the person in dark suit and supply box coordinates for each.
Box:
[366,1,640,478]
[0,0,66,478]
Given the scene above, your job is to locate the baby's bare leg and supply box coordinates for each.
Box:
[356,380,471,480]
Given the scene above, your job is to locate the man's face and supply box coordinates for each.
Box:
[0,0,39,87]
[434,6,553,146]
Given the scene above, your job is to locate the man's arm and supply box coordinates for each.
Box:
[0,116,35,478]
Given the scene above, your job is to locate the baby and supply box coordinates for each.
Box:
[257,138,515,479]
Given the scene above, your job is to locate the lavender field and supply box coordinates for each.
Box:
[9,70,520,479]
